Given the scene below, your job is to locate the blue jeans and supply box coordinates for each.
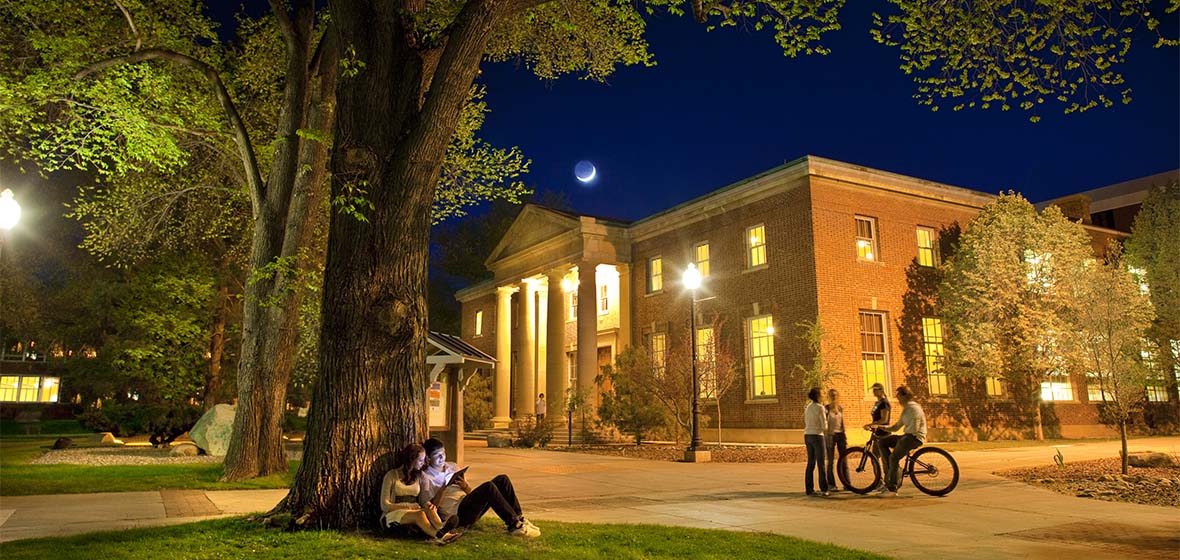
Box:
[825,431,847,488]
[879,434,923,491]
[804,434,829,493]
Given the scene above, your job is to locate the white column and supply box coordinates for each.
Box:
[516,278,539,416]
[616,263,632,351]
[546,267,569,419]
[576,263,599,408]
[536,281,548,399]
[493,285,516,427]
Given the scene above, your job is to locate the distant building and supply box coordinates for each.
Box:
[456,156,1178,442]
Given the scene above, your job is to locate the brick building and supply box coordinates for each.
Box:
[455,156,1178,443]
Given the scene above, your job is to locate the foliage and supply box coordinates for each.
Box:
[1063,244,1156,473]
[596,347,669,444]
[77,401,202,446]
[792,318,844,391]
[0,517,889,560]
[510,415,554,447]
[1054,448,1065,469]
[1125,179,1180,394]
[463,370,494,431]
[940,193,1093,438]
[873,0,1179,122]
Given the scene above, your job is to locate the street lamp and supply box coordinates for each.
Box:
[682,262,703,456]
[0,188,19,362]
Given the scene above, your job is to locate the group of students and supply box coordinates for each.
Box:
[380,437,541,543]
[803,382,928,497]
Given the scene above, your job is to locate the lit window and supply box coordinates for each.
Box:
[747,315,776,397]
[1086,372,1112,402]
[695,242,711,277]
[1143,349,1169,402]
[0,376,17,402]
[567,290,577,321]
[599,284,609,315]
[747,224,766,268]
[916,227,939,267]
[696,326,717,399]
[18,376,39,402]
[648,332,667,377]
[856,216,878,262]
[648,256,663,293]
[986,375,1005,397]
[474,310,483,337]
[1024,250,1055,290]
[41,377,60,403]
[567,351,577,388]
[859,311,889,397]
[1040,372,1073,401]
[922,317,948,395]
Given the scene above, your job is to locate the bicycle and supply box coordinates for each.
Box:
[836,428,960,496]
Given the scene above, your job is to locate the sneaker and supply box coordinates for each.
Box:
[521,518,540,532]
[510,521,541,538]
[434,531,462,545]
[873,486,891,495]
[822,490,831,497]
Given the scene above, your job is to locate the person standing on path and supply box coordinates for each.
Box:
[866,385,927,496]
[535,393,547,422]
[803,387,830,496]
[824,388,847,491]
[868,382,892,460]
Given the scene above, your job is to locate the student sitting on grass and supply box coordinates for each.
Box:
[380,443,459,541]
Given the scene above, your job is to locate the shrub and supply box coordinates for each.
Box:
[512,415,553,448]
[78,402,202,447]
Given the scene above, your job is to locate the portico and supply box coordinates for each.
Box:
[457,206,631,427]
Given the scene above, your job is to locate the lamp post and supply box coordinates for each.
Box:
[0,188,20,362]
[682,263,703,457]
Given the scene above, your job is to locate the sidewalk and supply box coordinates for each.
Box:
[2,436,1178,559]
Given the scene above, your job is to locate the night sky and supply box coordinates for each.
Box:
[474,3,1179,222]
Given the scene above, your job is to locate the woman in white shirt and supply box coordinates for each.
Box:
[803,387,830,496]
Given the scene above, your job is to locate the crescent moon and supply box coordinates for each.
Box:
[575,160,597,183]
[579,167,596,182]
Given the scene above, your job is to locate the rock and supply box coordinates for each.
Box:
[90,432,123,446]
[1076,492,1093,497]
[487,433,513,448]
[189,404,235,456]
[1128,452,1176,468]
[52,437,73,449]
[1098,474,1117,482]
[170,443,199,457]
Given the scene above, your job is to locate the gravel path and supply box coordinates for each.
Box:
[30,447,222,466]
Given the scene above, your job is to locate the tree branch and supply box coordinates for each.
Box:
[73,48,266,219]
[112,0,142,51]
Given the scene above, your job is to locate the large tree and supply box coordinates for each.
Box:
[940,193,1093,439]
[1125,180,1180,406]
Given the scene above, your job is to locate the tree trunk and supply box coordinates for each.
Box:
[716,401,722,446]
[1034,400,1045,441]
[203,283,229,410]
[279,0,503,528]
[1119,420,1129,475]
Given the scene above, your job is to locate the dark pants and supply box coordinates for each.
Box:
[879,434,923,491]
[456,474,523,529]
[824,431,847,488]
[803,434,829,493]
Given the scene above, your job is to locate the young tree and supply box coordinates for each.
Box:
[596,347,669,444]
[793,318,844,391]
[1064,245,1155,474]
[941,193,1093,440]
[1125,180,1180,405]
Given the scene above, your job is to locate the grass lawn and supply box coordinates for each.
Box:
[0,436,296,496]
[0,517,886,560]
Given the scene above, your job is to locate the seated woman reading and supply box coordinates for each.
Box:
[380,443,458,540]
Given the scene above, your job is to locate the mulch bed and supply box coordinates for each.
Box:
[995,457,1180,508]
[552,444,808,463]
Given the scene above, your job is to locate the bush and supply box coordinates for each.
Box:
[512,415,553,448]
[78,402,202,447]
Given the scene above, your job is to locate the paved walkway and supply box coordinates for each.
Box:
[2,437,1178,559]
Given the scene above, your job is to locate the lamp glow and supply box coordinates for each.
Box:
[683,263,702,290]
[0,189,19,230]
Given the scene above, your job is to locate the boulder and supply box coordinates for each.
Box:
[1128,452,1176,468]
[486,433,513,448]
[170,443,200,457]
[52,437,73,449]
[91,432,122,446]
[189,404,235,456]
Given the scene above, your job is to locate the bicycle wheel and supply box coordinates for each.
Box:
[908,446,959,496]
[838,447,881,494]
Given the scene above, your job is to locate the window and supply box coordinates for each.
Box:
[0,376,16,401]
[647,256,663,293]
[696,326,717,399]
[474,310,484,337]
[986,375,1005,397]
[647,332,667,378]
[567,290,577,321]
[1086,372,1112,402]
[40,377,59,403]
[856,216,878,262]
[922,317,948,395]
[916,227,939,267]
[1040,372,1074,401]
[567,351,577,388]
[599,284,609,315]
[746,224,766,268]
[18,376,39,402]
[695,243,711,277]
[747,316,776,398]
[859,311,889,397]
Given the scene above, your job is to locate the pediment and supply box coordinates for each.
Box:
[486,205,580,266]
